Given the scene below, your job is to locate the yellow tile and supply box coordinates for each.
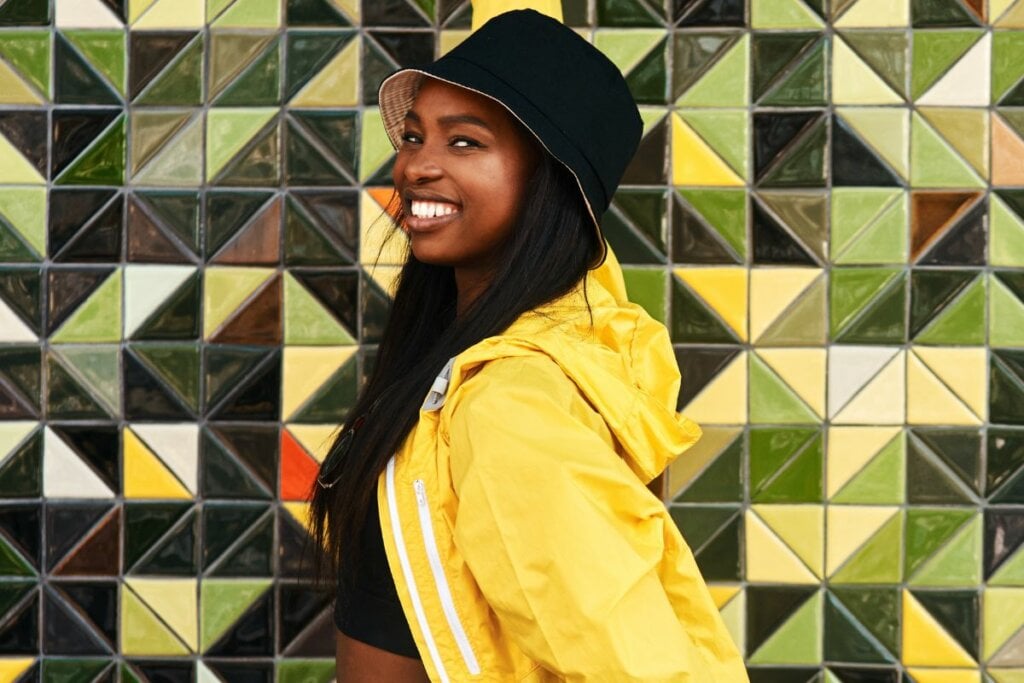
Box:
[129,0,159,23]
[671,115,744,187]
[984,588,1024,660]
[283,501,311,532]
[906,670,980,683]
[675,268,748,341]
[756,348,826,418]
[133,0,204,27]
[718,590,745,656]
[746,510,818,584]
[121,585,191,656]
[902,590,976,667]
[360,190,408,266]
[285,424,340,464]
[832,36,903,104]
[0,659,34,681]
[832,351,905,424]
[679,352,747,424]
[0,133,45,183]
[989,669,1024,683]
[125,578,198,651]
[913,347,987,421]
[907,352,981,426]
[992,0,1018,23]
[826,506,898,575]
[290,37,360,107]
[203,267,274,338]
[996,0,1024,26]
[750,268,820,341]
[281,346,355,420]
[0,61,44,105]
[838,108,910,179]
[834,0,909,26]
[123,428,191,500]
[919,108,989,178]
[753,504,824,577]
[707,584,741,609]
[826,426,901,497]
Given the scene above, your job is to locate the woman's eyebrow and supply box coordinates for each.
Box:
[404,110,491,131]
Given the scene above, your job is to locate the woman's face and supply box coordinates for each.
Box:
[392,78,539,273]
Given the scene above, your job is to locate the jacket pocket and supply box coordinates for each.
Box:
[414,478,482,676]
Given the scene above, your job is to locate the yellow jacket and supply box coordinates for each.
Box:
[375,251,748,682]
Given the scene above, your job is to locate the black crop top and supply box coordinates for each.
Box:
[334,497,421,659]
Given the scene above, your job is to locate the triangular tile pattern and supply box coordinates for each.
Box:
[0,1,1019,674]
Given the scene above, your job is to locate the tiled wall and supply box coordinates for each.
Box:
[0,0,1021,679]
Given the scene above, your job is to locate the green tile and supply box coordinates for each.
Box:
[748,590,822,664]
[830,587,900,656]
[911,30,983,98]
[910,113,985,188]
[750,427,823,503]
[277,661,337,683]
[50,269,122,343]
[909,514,981,586]
[832,432,905,504]
[135,35,204,105]
[831,512,903,584]
[749,353,819,424]
[670,276,740,343]
[677,189,747,258]
[992,273,1024,347]
[831,189,907,264]
[676,437,743,503]
[679,110,748,179]
[830,267,901,336]
[0,29,49,95]
[0,188,45,258]
[676,34,748,107]
[751,0,823,28]
[904,507,974,577]
[200,579,271,652]
[64,29,125,96]
[760,36,826,106]
[55,114,126,186]
[51,344,120,415]
[622,267,667,323]
[991,191,1024,266]
[914,274,985,344]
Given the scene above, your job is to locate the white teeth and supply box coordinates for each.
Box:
[410,200,459,219]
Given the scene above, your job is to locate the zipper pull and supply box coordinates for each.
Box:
[414,479,427,507]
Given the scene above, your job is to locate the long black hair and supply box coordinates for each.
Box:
[309,148,601,578]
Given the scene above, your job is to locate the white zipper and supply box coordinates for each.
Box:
[385,457,450,683]
[414,478,482,675]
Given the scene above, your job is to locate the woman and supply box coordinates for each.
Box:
[310,3,747,681]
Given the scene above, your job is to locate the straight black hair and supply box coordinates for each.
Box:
[309,149,601,580]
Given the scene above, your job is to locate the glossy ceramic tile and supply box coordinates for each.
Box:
[0,0,1021,675]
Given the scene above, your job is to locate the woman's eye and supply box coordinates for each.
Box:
[451,137,480,148]
[400,132,422,144]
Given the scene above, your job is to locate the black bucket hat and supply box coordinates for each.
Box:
[377,9,643,260]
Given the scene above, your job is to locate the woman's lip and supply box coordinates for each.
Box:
[404,210,461,232]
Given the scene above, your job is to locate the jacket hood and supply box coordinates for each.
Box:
[452,248,702,484]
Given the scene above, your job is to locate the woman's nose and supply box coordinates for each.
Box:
[401,146,443,184]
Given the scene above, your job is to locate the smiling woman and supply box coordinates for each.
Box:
[308,2,747,681]
[395,79,541,312]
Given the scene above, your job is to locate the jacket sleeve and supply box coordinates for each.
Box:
[446,356,708,682]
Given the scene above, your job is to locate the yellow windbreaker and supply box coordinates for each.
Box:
[375,250,748,682]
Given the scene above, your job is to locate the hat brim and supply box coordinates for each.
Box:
[378,65,607,263]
